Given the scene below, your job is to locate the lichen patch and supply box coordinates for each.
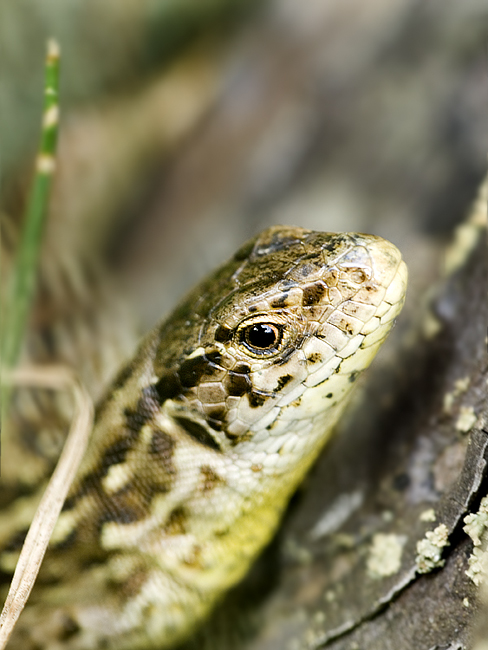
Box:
[466,547,487,587]
[367,533,406,579]
[464,495,488,586]
[442,376,470,413]
[456,406,478,433]
[415,524,450,574]
[419,508,436,523]
[464,496,488,547]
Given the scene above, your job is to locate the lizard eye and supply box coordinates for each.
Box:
[235,318,286,357]
[232,312,296,358]
[243,323,281,352]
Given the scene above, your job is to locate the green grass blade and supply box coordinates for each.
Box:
[1,39,60,424]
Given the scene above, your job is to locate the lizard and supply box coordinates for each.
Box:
[0,225,407,649]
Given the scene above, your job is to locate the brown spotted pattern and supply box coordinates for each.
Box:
[2,227,407,650]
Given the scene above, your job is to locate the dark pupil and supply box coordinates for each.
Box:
[246,324,278,350]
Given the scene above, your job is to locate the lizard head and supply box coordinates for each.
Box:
[156,226,407,470]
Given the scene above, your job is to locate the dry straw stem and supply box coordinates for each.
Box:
[0,366,93,649]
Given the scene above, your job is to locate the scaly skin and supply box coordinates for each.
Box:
[1,226,407,649]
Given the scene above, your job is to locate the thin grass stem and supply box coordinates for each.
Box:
[0,39,61,430]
